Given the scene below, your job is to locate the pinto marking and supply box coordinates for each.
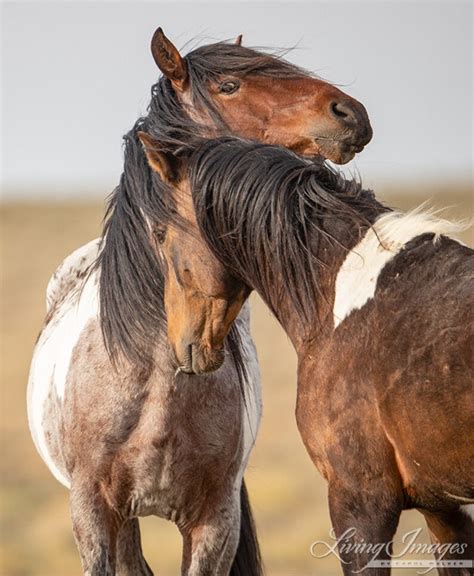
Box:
[46,238,100,311]
[28,273,99,487]
[461,504,474,521]
[28,241,100,488]
[333,207,467,328]
[234,301,262,469]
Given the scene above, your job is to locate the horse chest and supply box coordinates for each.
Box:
[296,339,391,484]
[97,371,249,522]
[63,322,255,518]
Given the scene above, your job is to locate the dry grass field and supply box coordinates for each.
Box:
[1,185,472,575]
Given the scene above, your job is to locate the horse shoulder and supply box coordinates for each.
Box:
[333,209,471,328]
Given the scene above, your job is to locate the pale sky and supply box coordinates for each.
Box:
[1,1,473,199]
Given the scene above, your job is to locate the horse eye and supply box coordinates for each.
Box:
[154,228,166,244]
[219,80,240,95]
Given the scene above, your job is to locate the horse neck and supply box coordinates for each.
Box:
[251,196,386,353]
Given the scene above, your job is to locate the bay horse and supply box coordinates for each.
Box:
[27,29,373,575]
[139,134,474,576]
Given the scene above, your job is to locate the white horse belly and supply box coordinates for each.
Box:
[27,240,100,488]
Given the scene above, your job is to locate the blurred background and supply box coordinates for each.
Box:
[1,1,472,575]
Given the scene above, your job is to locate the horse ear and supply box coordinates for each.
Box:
[151,27,188,91]
[137,132,176,184]
[235,34,243,46]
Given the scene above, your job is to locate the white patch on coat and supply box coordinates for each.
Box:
[233,300,262,474]
[333,206,468,328]
[461,504,474,521]
[28,241,101,488]
[29,240,262,496]
[46,238,100,311]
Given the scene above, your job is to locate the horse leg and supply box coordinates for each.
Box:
[70,478,120,576]
[180,487,241,576]
[327,481,402,576]
[116,518,154,576]
[421,508,474,576]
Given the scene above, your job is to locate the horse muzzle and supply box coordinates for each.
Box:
[176,342,226,375]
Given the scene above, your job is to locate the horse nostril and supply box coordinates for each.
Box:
[328,99,373,147]
[330,101,355,124]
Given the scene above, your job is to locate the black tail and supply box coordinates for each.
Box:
[230,479,264,576]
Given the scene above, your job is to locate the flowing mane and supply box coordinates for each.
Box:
[189,138,388,325]
[97,42,306,368]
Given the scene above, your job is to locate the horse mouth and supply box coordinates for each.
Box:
[177,344,194,374]
[314,136,366,164]
[177,343,225,375]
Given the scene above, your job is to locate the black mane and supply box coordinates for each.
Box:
[190,138,387,327]
[98,41,308,367]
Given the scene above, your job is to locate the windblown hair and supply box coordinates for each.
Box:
[97,41,308,367]
[190,138,387,326]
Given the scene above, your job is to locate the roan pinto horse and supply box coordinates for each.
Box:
[138,135,474,576]
[27,29,372,575]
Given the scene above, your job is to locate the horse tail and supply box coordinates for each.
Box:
[230,479,264,576]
